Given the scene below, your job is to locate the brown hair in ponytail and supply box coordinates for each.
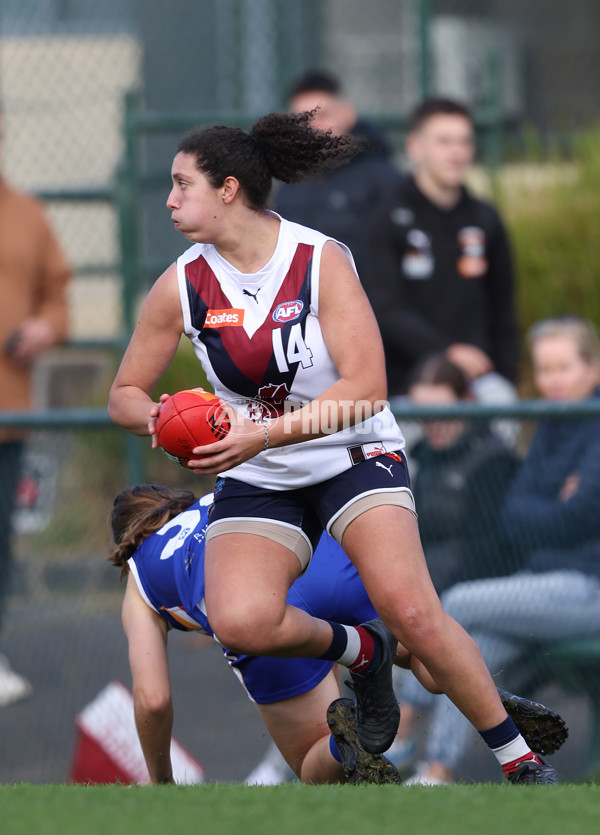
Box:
[109,484,197,579]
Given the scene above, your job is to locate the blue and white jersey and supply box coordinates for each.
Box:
[127,494,214,634]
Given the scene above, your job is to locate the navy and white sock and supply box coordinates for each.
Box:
[319,621,382,674]
[479,716,541,777]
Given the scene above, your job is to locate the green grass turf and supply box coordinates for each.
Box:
[2,783,600,835]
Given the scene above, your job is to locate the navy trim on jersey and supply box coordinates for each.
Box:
[185,244,313,410]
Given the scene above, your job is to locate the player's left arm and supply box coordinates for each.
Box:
[266,241,388,447]
[122,574,175,785]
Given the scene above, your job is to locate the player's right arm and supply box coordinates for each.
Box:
[108,263,184,439]
[121,573,175,785]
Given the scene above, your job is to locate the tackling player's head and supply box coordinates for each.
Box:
[109,484,196,577]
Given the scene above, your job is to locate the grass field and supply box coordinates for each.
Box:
[2,783,599,835]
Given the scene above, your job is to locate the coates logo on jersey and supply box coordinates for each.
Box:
[273,300,303,323]
[204,308,245,328]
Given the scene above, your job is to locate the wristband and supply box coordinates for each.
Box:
[264,422,270,451]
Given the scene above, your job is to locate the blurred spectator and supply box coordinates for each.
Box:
[366,97,519,401]
[274,70,403,280]
[407,354,519,594]
[0,103,71,705]
[391,315,600,785]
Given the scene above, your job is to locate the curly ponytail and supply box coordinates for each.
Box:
[109,484,197,579]
[249,110,359,184]
[176,110,361,211]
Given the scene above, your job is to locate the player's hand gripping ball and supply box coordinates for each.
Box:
[155,390,230,466]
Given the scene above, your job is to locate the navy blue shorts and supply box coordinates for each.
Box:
[208,451,412,555]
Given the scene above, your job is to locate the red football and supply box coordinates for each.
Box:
[155,390,230,464]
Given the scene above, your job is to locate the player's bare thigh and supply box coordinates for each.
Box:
[204,532,302,646]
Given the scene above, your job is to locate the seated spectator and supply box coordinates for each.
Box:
[407,354,519,593]
[274,70,403,280]
[389,315,600,784]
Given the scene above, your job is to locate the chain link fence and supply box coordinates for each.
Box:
[0,0,599,784]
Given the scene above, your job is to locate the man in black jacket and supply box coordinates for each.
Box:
[274,71,403,282]
[365,98,519,399]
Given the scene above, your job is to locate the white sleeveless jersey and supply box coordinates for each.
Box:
[176,214,404,489]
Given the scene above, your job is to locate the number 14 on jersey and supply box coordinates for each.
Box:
[272,324,314,373]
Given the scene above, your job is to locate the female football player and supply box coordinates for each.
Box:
[109,111,557,783]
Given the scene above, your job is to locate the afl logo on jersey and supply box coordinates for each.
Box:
[273,300,303,323]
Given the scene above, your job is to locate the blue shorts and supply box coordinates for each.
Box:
[225,531,378,704]
[208,452,413,564]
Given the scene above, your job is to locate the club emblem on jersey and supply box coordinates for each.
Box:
[247,383,292,419]
[273,300,304,323]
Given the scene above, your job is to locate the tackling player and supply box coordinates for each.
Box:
[110,484,566,785]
